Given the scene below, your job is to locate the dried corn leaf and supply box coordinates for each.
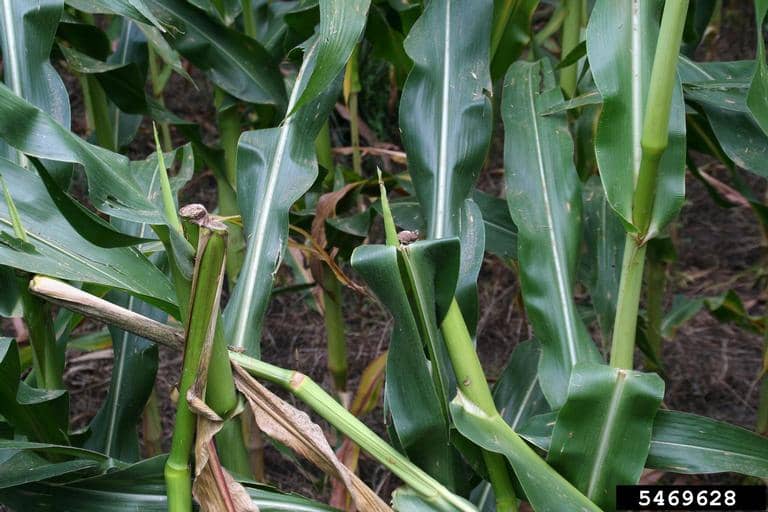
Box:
[233,365,391,512]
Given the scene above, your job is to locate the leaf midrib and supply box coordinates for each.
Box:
[433,0,451,239]
[586,371,627,500]
[525,63,579,366]
[229,42,317,347]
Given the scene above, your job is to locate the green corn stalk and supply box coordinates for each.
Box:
[611,0,690,370]
[559,0,582,98]
[315,123,349,395]
[344,44,362,177]
[164,222,228,511]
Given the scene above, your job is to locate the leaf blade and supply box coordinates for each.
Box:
[502,59,601,407]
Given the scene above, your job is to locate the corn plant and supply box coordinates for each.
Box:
[1,1,768,511]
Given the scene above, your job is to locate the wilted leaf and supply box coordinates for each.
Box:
[234,365,391,512]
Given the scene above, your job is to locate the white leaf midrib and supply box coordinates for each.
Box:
[230,42,318,347]
[525,64,579,366]
[586,371,627,499]
[433,0,451,239]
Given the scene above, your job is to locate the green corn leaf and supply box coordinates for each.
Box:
[399,0,493,332]
[291,0,372,114]
[189,0,241,26]
[0,269,21,316]
[29,157,151,248]
[587,0,686,237]
[108,20,148,150]
[450,392,601,512]
[142,0,287,108]
[352,240,466,490]
[136,23,192,85]
[502,59,601,408]
[0,451,100,489]
[371,192,518,262]
[1,2,71,342]
[365,5,412,85]
[58,44,193,132]
[581,178,625,344]
[0,454,340,511]
[680,58,768,176]
[0,85,168,225]
[547,364,664,511]
[0,156,178,313]
[472,339,548,510]
[223,39,341,356]
[490,0,539,80]
[0,0,71,169]
[0,339,68,444]
[64,0,166,32]
[647,410,768,476]
[0,440,114,489]
[521,408,768,478]
[472,191,517,262]
[493,340,549,430]
[748,0,768,135]
[83,293,160,462]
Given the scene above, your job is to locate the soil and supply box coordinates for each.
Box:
[2,0,767,505]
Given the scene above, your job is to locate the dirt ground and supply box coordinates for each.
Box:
[2,0,767,504]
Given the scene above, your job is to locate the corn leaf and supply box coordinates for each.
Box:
[143,0,286,108]
[547,364,664,511]
[502,59,601,408]
[581,178,625,343]
[0,85,167,225]
[58,45,193,132]
[0,0,72,318]
[748,0,768,135]
[223,39,341,356]
[109,20,147,150]
[83,293,160,462]
[450,392,601,512]
[490,0,539,80]
[0,339,68,444]
[0,451,100,489]
[399,0,492,332]
[372,191,517,262]
[521,408,768,478]
[472,339,548,511]
[472,191,517,262]
[680,58,768,176]
[0,454,339,511]
[494,340,549,431]
[587,0,686,237]
[0,440,114,489]
[352,241,467,490]
[0,0,70,167]
[0,156,177,313]
[64,0,166,32]
[291,0,372,114]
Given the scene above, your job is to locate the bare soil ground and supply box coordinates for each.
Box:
[2,0,766,503]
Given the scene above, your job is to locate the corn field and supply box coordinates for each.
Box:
[1,0,768,511]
